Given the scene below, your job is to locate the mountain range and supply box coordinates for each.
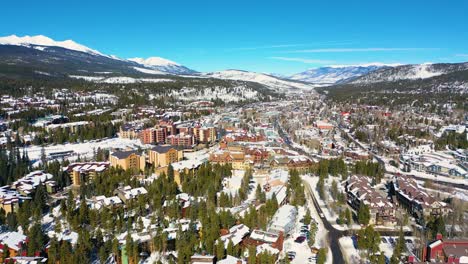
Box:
[0,34,467,94]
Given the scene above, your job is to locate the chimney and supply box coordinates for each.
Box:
[436,233,443,240]
[236,261,243,264]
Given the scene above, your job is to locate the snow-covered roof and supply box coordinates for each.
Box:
[0,231,27,251]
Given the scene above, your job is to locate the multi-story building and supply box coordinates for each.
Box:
[194,126,217,143]
[209,150,251,170]
[64,162,110,186]
[166,133,194,147]
[139,127,168,144]
[346,175,396,226]
[109,150,146,171]
[119,123,141,139]
[147,145,184,168]
[391,175,451,221]
[403,152,467,178]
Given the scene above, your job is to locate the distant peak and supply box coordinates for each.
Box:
[0,34,103,55]
[128,57,180,66]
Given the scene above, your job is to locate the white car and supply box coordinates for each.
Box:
[319,213,324,218]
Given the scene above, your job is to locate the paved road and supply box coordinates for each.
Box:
[303,178,345,264]
[276,119,346,264]
[278,119,414,263]
[339,125,467,190]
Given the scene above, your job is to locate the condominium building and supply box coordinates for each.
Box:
[147,145,184,168]
[346,175,396,226]
[166,133,194,147]
[64,162,110,186]
[109,150,146,171]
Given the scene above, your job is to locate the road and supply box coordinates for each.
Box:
[277,119,414,263]
[276,119,346,264]
[303,178,345,264]
[339,125,468,190]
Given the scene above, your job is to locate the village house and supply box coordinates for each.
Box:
[11,171,55,196]
[0,231,27,260]
[114,186,148,203]
[268,205,298,234]
[243,229,284,252]
[219,224,250,249]
[422,234,468,263]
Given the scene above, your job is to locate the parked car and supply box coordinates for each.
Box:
[287,251,296,260]
[295,236,306,243]
[308,255,317,263]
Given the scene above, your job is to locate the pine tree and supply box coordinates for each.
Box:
[216,239,225,260]
[345,208,352,226]
[358,203,370,225]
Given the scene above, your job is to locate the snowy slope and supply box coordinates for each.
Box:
[0,34,104,56]
[203,70,315,91]
[352,62,468,84]
[0,35,197,76]
[128,57,197,75]
[289,65,384,84]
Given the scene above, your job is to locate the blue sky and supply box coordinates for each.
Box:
[2,0,468,74]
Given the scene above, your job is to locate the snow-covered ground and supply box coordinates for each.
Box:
[26,137,146,164]
[69,75,174,84]
[281,206,332,264]
[340,236,417,264]
[221,169,245,196]
[203,70,316,92]
[386,164,468,186]
[170,86,260,103]
[303,175,360,231]
[339,236,360,264]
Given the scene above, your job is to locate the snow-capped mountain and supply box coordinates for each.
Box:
[289,65,385,85]
[0,35,104,56]
[0,34,197,77]
[128,57,196,75]
[351,62,468,84]
[203,70,315,91]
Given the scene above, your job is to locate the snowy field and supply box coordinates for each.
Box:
[339,235,418,264]
[25,137,146,164]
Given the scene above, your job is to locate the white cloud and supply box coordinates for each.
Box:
[286,47,438,53]
[455,54,468,57]
[269,56,335,64]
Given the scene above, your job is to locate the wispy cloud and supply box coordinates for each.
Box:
[455,54,468,57]
[286,47,439,53]
[228,44,305,51]
[227,41,354,51]
[269,57,335,64]
[325,62,403,68]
